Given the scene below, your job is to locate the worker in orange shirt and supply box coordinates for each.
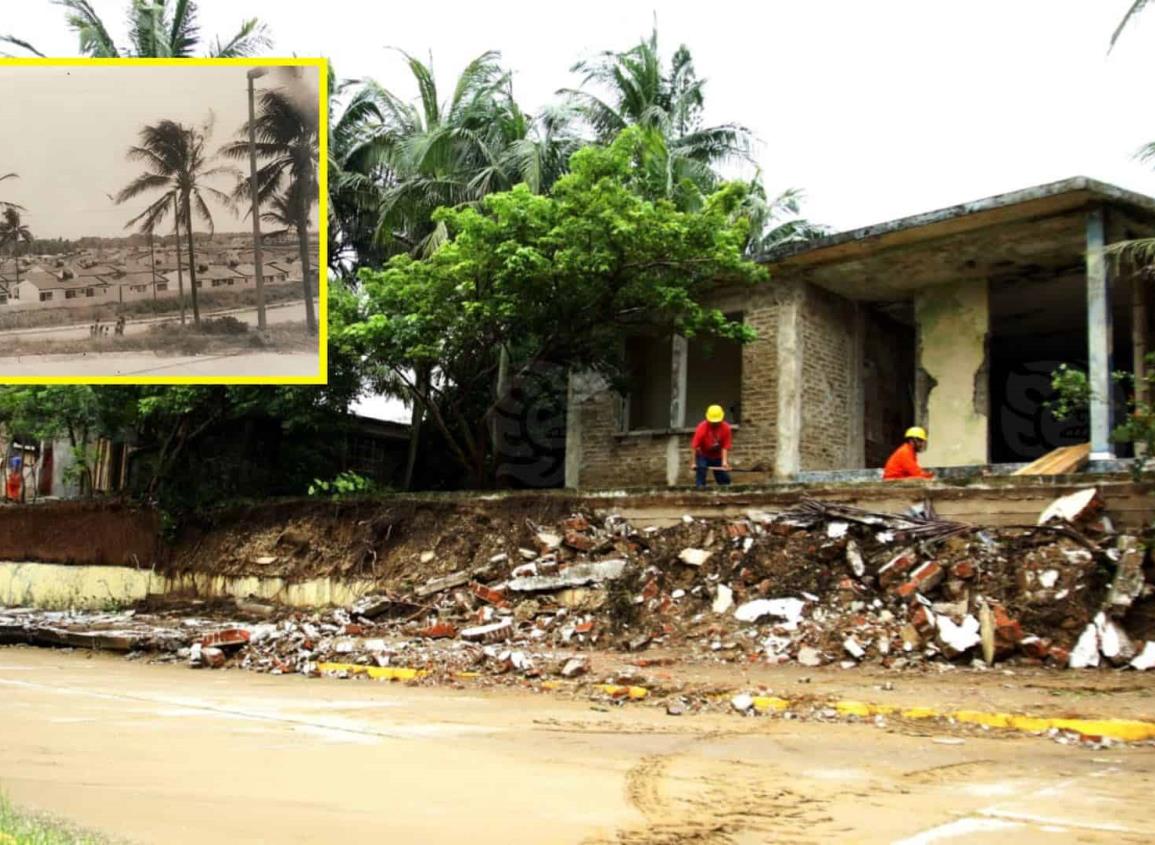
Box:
[883,427,935,480]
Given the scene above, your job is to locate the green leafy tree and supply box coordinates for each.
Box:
[220,69,319,335]
[339,128,766,487]
[116,117,235,326]
[0,386,105,495]
[1,0,270,58]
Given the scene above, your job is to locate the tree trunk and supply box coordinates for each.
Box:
[183,195,201,326]
[295,190,317,336]
[403,367,429,490]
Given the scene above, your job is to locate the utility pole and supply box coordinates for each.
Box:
[173,193,186,326]
[247,67,269,330]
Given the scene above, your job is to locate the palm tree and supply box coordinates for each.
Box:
[1,0,270,58]
[221,67,319,335]
[559,28,750,207]
[1112,1,1150,50]
[355,50,579,258]
[0,207,34,280]
[0,173,23,213]
[116,117,234,326]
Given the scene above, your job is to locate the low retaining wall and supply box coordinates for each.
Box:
[0,561,375,610]
[0,501,160,566]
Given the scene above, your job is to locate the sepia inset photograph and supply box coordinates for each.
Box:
[0,60,323,381]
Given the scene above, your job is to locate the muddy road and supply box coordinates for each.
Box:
[2,649,1154,844]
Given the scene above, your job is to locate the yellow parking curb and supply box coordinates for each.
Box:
[829,699,1155,742]
[313,663,1155,742]
[317,662,427,681]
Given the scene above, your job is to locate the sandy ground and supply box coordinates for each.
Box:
[2,648,1155,844]
[0,301,313,342]
[0,350,320,377]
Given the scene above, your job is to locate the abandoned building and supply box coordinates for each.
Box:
[565,177,1155,488]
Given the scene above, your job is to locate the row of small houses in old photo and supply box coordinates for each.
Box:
[0,260,303,310]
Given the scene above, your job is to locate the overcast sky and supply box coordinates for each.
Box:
[9,0,1155,420]
[0,62,319,239]
[11,0,1155,237]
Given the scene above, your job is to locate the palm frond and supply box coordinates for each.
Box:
[1111,0,1150,50]
[209,18,270,58]
[53,0,121,56]
[0,35,45,57]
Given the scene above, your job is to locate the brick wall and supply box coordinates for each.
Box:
[799,283,857,470]
[574,284,787,488]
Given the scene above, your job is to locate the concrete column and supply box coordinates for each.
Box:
[915,279,990,467]
[564,372,582,489]
[667,335,689,485]
[1086,208,1115,460]
[774,287,803,478]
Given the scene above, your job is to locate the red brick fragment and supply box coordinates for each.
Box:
[417,622,457,639]
[343,623,366,636]
[895,562,944,599]
[201,628,250,649]
[992,605,1023,650]
[471,582,508,606]
[574,621,595,634]
[951,561,977,580]
[910,606,935,637]
[878,553,917,589]
[1048,645,1071,665]
[1020,635,1051,659]
[562,514,590,532]
[563,530,595,551]
[726,522,750,538]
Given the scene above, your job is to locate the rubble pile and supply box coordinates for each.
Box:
[2,488,1152,682]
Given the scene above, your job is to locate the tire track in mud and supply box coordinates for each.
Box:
[585,732,833,845]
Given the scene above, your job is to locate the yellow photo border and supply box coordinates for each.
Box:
[0,56,328,386]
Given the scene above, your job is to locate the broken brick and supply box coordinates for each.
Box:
[562,514,590,532]
[200,628,250,649]
[951,561,976,580]
[992,605,1023,651]
[895,562,944,599]
[910,606,935,637]
[878,552,917,589]
[574,621,595,634]
[563,530,596,552]
[470,583,508,606]
[726,522,750,538]
[416,622,457,639]
[1021,635,1051,660]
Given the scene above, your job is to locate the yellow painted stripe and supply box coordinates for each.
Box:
[317,662,428,681]
[596,684,649,700]
[752,696,791,713]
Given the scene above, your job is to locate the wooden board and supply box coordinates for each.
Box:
[1012,443,1092,476]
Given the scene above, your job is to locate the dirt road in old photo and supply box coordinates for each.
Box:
[3,648,1155,845]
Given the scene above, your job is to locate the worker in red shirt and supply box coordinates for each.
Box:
[883,427,935,480]
[690,404,732,488]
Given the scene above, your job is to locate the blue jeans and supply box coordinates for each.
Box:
[695,455,731,488]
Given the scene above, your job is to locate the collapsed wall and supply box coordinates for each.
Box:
[0,500,160,566]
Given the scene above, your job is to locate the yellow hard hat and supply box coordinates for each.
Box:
[905,426,928,441]
[706,405,725,423]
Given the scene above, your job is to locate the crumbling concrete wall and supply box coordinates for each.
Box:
[916,279,990,467]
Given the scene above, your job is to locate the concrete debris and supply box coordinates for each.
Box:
[936,615,981,658]
[1,493,1149,681]
[1037,488,1101,526]
[730,693,754,713]
[1130,641,1155,671]
[560,657,588,678]
[712,584,734,614]
[678,548,712,567]
[507,560,627,592]
[1106,536,1146,615]
[734,598,805,627]
[843,636,865,660]
[1070,624,1101,669]
[797,646,823,667]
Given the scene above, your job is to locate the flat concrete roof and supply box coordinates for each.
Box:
[759,176,1155,269]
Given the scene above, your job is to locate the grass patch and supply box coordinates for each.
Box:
[3,319,316,358]
[0,793,114,845]
[0,285,306,332]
